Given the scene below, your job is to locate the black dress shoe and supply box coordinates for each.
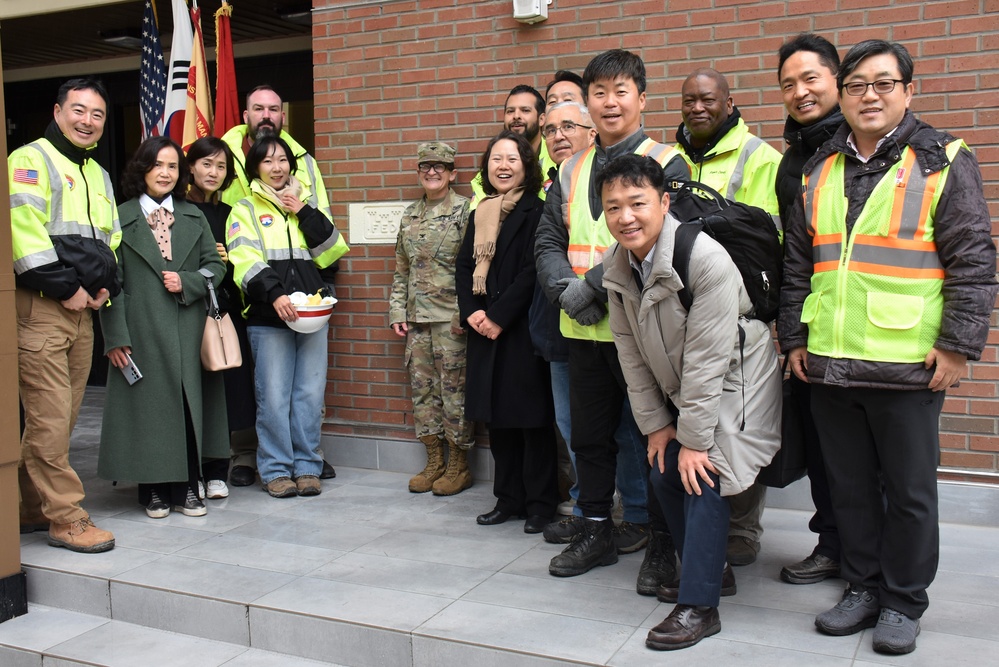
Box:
[320,460,337,479]
[780,552,840,585]
[229,465,256,487]
[646,604,721,650]
[656,563,736,603]
[476,509,512,525]
[524,515,551,534]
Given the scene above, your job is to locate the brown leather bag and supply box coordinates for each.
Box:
[200,270,242,371]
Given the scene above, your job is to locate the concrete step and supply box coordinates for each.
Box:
[0,603,346,666]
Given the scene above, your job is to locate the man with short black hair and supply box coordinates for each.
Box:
[536,50,689,594]
[10,78,120,553]
[601,153,780,650]
[779,39,997,654]
[774,32,844,586]
[545,70,585,109]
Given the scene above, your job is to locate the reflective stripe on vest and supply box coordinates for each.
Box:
[799,140,964,363]
[724,135,764,201]
[559,139,679,341]
[803,144,961,280]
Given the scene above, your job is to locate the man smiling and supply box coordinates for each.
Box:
[779,40,997,654]
[600,153,780,650]
[773,33,845,587]
[675,67,782,569]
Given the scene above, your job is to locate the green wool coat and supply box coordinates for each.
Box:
[98,198,230,484]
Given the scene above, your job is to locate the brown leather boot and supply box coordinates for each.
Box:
[48,516,115,553]
[409,434,446,493]
[432,442,472,496]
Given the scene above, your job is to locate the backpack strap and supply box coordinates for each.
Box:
[672,221,702,312]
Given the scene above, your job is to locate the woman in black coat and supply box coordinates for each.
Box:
[186,137,256,499]
[456,130,558,534]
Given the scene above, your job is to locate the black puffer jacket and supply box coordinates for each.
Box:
[774,108,843,225]
[778,111,998,389]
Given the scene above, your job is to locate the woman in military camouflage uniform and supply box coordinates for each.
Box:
[390,142,475,496]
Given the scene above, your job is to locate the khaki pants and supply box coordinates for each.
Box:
[17,289,91,524]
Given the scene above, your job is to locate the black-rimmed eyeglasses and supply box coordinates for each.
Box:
[842,79,905,96]
[541,121,593,139]
[418,163,450,173]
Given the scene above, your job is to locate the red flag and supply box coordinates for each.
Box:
[213,0,240,137]
[182,1,213,151]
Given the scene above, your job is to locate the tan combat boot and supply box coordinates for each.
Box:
[48,516,115,553]
[432,442,472,496]
[409,434,446,493]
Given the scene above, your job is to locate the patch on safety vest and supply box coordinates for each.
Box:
[64,175,75,190]
[260,214,274,227]
[13,169,38,185]
[229,220,240,234]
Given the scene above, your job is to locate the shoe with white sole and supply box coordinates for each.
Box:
[205,479,229,499]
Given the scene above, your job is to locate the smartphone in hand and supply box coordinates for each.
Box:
[120,352,143,385]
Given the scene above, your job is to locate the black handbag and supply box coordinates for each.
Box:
[756,357,808,488]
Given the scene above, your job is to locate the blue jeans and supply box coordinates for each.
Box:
[248,324,327,484]
[551,360,649,523]
[651,439,729,607]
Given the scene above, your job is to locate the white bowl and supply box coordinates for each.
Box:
[286,299,337,334]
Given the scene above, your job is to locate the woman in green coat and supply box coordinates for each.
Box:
[99,136,228,518]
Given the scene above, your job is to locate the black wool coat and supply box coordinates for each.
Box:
[456,193,553,429]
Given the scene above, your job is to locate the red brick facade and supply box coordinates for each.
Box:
[311,0,999,477]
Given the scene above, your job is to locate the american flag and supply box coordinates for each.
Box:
[140,0,167,139]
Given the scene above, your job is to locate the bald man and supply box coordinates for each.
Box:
[673,67,783,568]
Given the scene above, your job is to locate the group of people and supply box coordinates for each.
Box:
[11,32,995,659]
[12,82,349,548]
[388,38,996,655]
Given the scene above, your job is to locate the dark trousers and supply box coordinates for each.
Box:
[489,425,559,518]
[792,376,840,560]
[568,339,667,531]
[650,440,729,607]
[810,384,943,619]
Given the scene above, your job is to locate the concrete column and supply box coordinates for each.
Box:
[0,30,29,623]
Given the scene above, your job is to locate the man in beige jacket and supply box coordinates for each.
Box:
[600,154,781,650]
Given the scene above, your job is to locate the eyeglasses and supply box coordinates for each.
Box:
[541,121,593,139]
[418,163,449,173]
[842,79,906,97]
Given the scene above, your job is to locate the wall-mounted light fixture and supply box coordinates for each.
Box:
[513,0,551,24]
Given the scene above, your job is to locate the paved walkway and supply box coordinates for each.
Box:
[2,389,998,665]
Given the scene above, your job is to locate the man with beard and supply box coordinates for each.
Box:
[674,68,782,568]
[220,84,337,486]
[773,33,844,586]
[470,84,556,209]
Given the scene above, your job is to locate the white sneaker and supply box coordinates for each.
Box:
[197,481,205,500]
[206,480,229,499]
[557,499,576,516]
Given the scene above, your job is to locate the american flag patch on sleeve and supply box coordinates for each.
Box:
[13,169,39,185]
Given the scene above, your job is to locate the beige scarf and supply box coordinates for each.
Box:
[146,207,175,260]
[472,186,524,295]
[255,175,303,206]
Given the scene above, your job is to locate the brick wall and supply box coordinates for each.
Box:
[311,0,999,478]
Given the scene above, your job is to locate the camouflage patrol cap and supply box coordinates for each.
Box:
[417,141,456,165]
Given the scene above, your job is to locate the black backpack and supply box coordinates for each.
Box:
[667,181,782,323]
